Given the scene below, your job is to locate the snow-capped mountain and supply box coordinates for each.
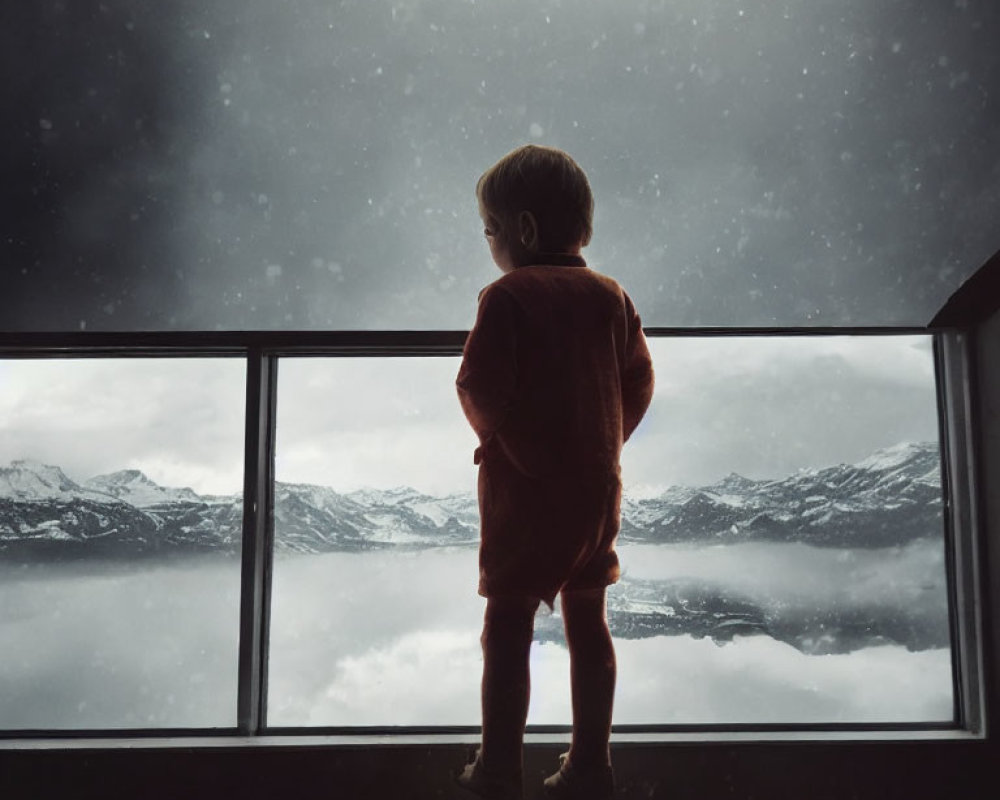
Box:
[85,470,203,507]
[0,461,478,559]
[620,441,942,548]
[0,461,243,560]
[0,460,115,504]
[275,481,477,553]
[0,442,943,560]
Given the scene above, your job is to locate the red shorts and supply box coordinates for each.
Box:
[476,456,622,608]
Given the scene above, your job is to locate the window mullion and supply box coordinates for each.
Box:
[237,349,277,735]
[936,331,987,734]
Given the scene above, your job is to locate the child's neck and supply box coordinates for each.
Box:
[518,252,586,268]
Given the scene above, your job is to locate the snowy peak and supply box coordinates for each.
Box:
[656,484,699,505]
[0,460,203,507]
[345,485,477,528]
[0,460,94,502]
[620,440,942,547]
[704,472,760,507]
[85,470,201,507]
[0,441,943,556]
[856,441,937,474]
[346,486,425,506]
[277,481,360,514]
[272,481,477,552]
[709,472,760,494]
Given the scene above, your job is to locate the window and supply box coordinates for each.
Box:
[0,357,245,730]
[0,330,979,737]
[268,356,479,726]
[267,335,951,728]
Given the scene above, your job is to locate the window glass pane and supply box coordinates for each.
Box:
[0,358,245,729]
[268,336,951,727]
[268,357,480,726]
[7,2,998,331]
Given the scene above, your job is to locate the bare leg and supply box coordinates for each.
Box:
[561,587,616,768]
[480,595,540,776]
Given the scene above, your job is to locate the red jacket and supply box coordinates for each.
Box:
[456,258,654,605]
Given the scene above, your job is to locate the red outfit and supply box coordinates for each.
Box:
[456,256,654,606]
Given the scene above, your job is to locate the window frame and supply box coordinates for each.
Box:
[0,326,986,742]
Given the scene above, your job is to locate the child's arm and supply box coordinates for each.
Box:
[621,294,654,442]
[456,284,519,458]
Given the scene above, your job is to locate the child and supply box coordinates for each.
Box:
[455,145,655,800]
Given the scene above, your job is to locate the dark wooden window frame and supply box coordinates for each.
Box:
[0,326,986,742]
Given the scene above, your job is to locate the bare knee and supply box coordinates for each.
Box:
[560,588,614,659]
[560,587,608,631]
[482,595,540,650]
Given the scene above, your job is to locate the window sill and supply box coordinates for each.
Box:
[0,727,984,751]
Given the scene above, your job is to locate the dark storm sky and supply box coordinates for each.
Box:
[2,0,998,331]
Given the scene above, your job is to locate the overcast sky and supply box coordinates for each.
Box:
[0,334,938,496]
[0,0,954,497]
[3,0,998,331]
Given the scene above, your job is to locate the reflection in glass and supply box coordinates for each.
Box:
[0,358,245,729]
[268,337,952,727]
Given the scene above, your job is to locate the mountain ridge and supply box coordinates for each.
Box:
[0,441,943,559]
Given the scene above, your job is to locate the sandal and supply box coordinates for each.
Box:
[542,752,614,799]
[454,748,523,800]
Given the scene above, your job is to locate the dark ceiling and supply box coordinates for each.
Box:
[2,0,998,331]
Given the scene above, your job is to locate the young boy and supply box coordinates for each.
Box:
[455,145,655,800]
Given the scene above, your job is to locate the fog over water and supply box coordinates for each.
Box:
[268,541,952,726]
[4,1,998,330]
[0,558,240,730]
[0,542,952,729]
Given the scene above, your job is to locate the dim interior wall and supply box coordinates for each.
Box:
[978,306,1000,735]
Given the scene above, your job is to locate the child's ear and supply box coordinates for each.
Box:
[517,211,539,251]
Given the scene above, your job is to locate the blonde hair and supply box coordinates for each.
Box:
[476,145,594,250]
